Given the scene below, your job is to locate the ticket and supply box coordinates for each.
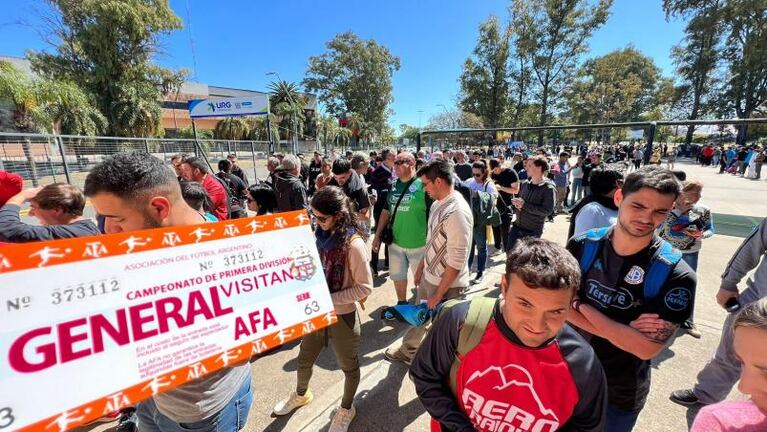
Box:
[0,211,335,432]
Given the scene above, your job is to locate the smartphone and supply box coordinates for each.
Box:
[724,297,741,313]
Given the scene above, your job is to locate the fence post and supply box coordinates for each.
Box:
[144,139,150,153]
[644,122,656,164]
[250,141,258,183]
[55,135,72,184]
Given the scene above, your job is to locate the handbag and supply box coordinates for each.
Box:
[381,178,416,245]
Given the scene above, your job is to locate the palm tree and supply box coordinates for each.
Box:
[0,61,49,131]
[110,85,162,138]
[336,127,352,152]
[214,117,250,140]
[39,80,106,136]
[247,116,280,142]
[317,114,338,152]
[268,79,307,146]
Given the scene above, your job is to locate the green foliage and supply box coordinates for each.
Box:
[0,60,104,135]
[174,126,213,140]
[268,79,306,141]
[567,47,661,123]
[28,0,186,137]
[458,16,511,128]
[213,117,250,140]
[304,32,400,135]
[511,0,613,132]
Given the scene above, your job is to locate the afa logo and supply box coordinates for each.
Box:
[664,287,692,311]
[624,265,645,285]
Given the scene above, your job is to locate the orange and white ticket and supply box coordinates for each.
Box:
[0,211,336,432]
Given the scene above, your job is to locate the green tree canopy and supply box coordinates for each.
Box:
[28,0,186,137]
[566,47,661,124]
[458,15,511,129]
[214,117,250,141]
[303,32,400,135]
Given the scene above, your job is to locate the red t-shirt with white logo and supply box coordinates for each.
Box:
[412,300,607,432]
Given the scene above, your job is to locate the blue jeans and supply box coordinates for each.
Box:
[506,225,542,254]
[569,178,583,205]
[468,225,488,274]
[137,378,252,432]
[682,251,699,272]
[606,405,640,432]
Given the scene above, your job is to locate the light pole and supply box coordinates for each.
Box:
[267,71,298,154]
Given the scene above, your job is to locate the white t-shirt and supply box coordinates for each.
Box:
[574,201,618,236]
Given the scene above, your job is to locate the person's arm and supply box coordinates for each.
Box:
[427,266,460,309]
[291,183,309,212]
[372,209,391,252]
[577,303,678,360]
[558,337,608,432]
[0,204,59,242]
[566,307,601,335]
[496,183,520,195]
[331,237,373,305]
[720,218,767,294]
[409,304,476,432]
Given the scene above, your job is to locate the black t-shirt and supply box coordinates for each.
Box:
[329,171,370,212]
[491,168,519,209]
[737,150,748,161]
[308,160,322,184]
[566,234,696,411]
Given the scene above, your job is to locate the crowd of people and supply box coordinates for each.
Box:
[1,140,766,432]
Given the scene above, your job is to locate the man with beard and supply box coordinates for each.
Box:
[84,151,252,431]
[566,166,697,432]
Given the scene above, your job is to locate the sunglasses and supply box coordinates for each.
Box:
[394,160,409,165]
[311,212,331,223]
[473,173,483,178]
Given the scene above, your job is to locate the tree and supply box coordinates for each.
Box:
[316,114,338,150]
[511,0,613,144]
[304,32,400,134]
[664,0,723,146]
[268,79,306,142]
[720,0,767,145]
[247,116,279,142]
[398,124,421,143]
[40,80,107,136]
[213,118,250,141]
[427,110,485,129]
[28,0,186,137]
[566,47,661,127]
[458,16,511,129]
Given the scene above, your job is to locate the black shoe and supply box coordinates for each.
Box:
[116,409,138,432]
[669,389,701,407]
[470,272,484,285]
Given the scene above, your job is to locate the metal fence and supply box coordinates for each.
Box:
[418,118,767,164]
[0,132,276,189]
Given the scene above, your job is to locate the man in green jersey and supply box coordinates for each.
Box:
[373,151,432,314]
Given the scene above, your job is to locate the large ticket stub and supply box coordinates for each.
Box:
[0,211,335,432]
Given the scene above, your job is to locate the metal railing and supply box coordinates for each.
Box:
[0,132,275,189]
[418,118,767,163]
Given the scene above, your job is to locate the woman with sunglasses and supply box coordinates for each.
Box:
[272,186,372,432]
[245,184,277,215]
[463,161,498,285]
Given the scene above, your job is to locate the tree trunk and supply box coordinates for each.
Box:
[538,89,549,147]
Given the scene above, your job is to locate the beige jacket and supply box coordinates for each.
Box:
[330,235,373,314]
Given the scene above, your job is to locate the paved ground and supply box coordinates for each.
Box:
[75,159,766,432]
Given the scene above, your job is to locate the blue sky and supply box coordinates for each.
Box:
[0,0,686,130]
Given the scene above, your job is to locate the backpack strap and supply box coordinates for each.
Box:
[572,227,612,274]
[448,297,496,394]
[644,239,682,302]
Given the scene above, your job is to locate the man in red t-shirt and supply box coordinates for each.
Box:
[179,156,229,220]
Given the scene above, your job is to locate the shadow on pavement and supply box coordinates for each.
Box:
[348,364,425,432]
[685,404,702,429]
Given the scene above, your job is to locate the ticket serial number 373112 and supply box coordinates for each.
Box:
[50,278,120,305]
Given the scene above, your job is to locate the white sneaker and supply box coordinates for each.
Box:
[328,405,356,432]
[272,390,313,416]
